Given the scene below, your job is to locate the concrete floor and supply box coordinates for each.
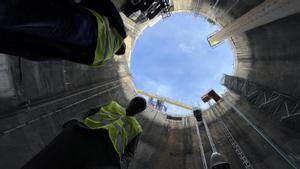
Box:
[0,0,300,169]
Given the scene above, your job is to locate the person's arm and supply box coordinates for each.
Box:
[82,107,101,119]
[121,134,141,168]
[79,0,127,39]
[62,107,101,128]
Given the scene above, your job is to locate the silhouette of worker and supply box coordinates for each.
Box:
[22,97,147,169]
[0,0,126,65]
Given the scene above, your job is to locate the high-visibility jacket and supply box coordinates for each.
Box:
[87,9,124,66]
[83,101,143,158]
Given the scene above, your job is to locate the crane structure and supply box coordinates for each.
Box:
[136,89,193,110]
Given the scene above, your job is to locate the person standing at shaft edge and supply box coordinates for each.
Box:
[0,0,126,66]
[22,97,147,169]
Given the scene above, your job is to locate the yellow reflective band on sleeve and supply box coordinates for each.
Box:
[86,9,108,65]
[87,9,124,66]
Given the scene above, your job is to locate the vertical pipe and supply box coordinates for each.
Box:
[202,116,217,153]
[195,120,208,169]
[213,103,254,169]
[223,98,298,169]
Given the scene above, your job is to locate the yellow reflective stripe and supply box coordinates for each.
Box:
[84,118,111,129]
[120,116,135,141]
[109,27,123,55]
[96,112,117,120]
[101,101,126,116]
[101,16,110,61]
[114,123,124,155]
[127,116,143,133]
[109,122,125,157]
[87,111,117,122]
[83,101,142,158]
[87,9,124,66]
[87,9,108,65]
[84,110,120,129]
[98,28,123,66]
[100,108,119,118]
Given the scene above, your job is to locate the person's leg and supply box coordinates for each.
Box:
[0,0,97,64]
[21,124,87,169]
[22,124,121,169]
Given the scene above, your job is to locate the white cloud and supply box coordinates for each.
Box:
[157,85,172,97]
[178,43,195,54]
[141,77,173,98]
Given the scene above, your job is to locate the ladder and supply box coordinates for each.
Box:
[210,103,254,169]
[220,120,254,169]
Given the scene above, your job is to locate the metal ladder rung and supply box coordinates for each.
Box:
[221,122,254,169]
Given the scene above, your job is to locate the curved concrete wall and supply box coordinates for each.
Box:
[0,0,299,168]
[125,0,300,168]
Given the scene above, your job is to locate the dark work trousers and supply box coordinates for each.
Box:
[0,0,98,64]
[21,124,121,169]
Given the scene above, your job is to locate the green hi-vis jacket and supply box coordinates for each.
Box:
[88,9,124,66]
[83,101,142,158]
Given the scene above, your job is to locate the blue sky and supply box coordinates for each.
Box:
[131,13,234,116]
